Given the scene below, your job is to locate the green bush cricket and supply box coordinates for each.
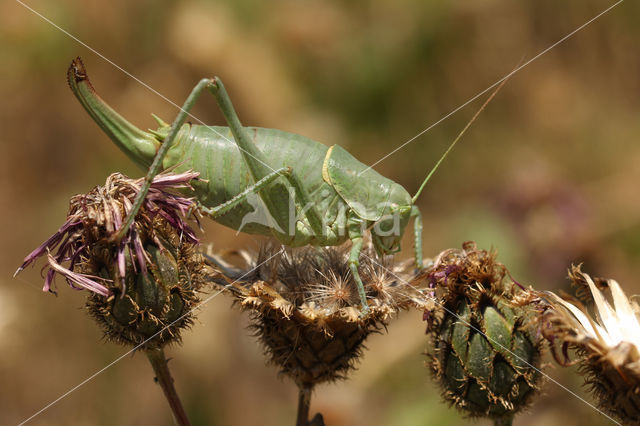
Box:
[66,57,503,314]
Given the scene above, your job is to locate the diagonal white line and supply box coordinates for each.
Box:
[17,248,285,425]
[14,276,48,291]
[14,0,279,176]
[358,250,621,425]
[360,0,624,175]
[10,3,285,422]
[13,0,624,424]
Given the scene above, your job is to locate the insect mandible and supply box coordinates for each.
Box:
[66,57,501,314]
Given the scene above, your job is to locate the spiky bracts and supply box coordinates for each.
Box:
[425,242,544,421]
[209,244,429,388]
[85,224,204,349]
[16,171,207,348]
[543,265,640,423]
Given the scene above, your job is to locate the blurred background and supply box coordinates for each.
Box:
[2,0,639,425]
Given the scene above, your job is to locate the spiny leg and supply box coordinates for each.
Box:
[279,172,324,236]
[206,78,324,237]
[115,78,215,241]
[118,74,324,242]
[411,206,423,269]
[347,213,369,315]
[197,167,292,219]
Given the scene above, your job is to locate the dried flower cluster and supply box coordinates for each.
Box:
[16,171,207,348]
[543,265,640,423]
[208,244,430,388]
[425,242,545,422]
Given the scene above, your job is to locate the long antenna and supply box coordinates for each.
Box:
[411,75,511,204]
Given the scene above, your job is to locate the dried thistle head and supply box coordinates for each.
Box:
[208,243,429,388]
[425,242,545,421]
[543,264,640,423]
[15,171,207,349]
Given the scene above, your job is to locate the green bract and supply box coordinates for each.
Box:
[426,242,544,422]
[86,230,203,349]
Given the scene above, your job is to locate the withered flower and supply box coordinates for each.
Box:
[207,244,429,425]
[15,171,208,426]
[16,171,206,347]
[543,265,640,423]
[425,242,545,425]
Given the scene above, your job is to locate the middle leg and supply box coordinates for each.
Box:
[347,213,370,315]
[206,77,324,237]
[197,167,292,219]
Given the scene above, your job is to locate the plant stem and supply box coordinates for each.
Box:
[296,385,313,426]
[146,348,191,426]
[494,414,514,426]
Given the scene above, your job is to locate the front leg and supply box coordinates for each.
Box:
[116,78,215,241]
[347,213,369,315]
[411,205,423,269]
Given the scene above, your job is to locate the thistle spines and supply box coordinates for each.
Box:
[426,242,545,421]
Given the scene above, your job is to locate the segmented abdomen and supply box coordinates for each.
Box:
[162,124,348,245]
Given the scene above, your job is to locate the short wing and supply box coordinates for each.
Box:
[322,145,411,221]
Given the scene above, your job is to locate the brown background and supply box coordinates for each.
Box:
[2,1,639,425]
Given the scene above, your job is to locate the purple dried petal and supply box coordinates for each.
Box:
[512,278,525,291]
[122,196,133,216]
[65,276,85,291]
[132,227,148,275]
[156,209,198,243]
[68,243,87,271]
[56,230,84,264]
[108,198,122,234]
[117,240,126,279]
[102,197,114,234]
[47,253,112,297]
[157,208,180,228]
[127,240,137,274]
[43,268,57,294]
[16,171,201,298]
[112,203,122,230]
[151,171,199,187]
[152,233,165,253]
[14,219,81,276]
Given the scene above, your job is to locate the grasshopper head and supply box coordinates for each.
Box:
[371,205,411,256]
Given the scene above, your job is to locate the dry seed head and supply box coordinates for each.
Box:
[16,171,207,349]
[208,243,429,388]
[543,264,640,423]
[306,270,357,312]
[425,242,545,421]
